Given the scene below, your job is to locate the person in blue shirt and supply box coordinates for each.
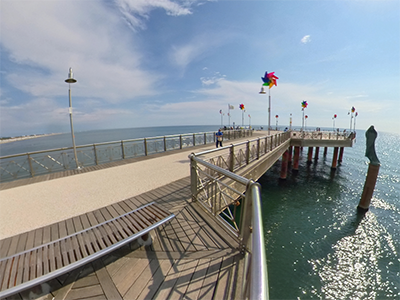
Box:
[216,129,223,148]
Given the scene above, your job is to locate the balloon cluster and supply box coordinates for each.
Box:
[239,104,245,110]
[261,71,279,89]
[301,101,308,109]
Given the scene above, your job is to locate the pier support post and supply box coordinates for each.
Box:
[307,147,313,164]
[280,150,289,179]
[288,146,293,165]
[323,147,328,157]
[331,147,339,170]
[358,164,380,212]
[314,147,320,160]
[358,126,380,212]
[338,147,344,163]
[293,146,300,173]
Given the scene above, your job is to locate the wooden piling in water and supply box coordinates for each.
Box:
[314,147,320,160]
[280,150,289,179]
[331,147,339,170]
[293,146,300,173]
[338,147,344,163]
[307,147,313,164]
[323,147,328,156]
[358,164,380,212]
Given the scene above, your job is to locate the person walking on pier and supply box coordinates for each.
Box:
[216,129,223,148]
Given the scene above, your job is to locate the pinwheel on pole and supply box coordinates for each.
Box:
[301,101,308,136]
[332,114,337,132]
[228,104,234,128]
[259,71,279,135]
[275,115,279,130]
[305,115,308,131]
[248,114,251,128]
[239,104,245,127]
[354,112,358,134]
[348,106,356,132]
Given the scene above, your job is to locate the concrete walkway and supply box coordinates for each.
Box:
[0,131,269,240]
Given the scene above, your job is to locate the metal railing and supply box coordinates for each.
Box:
[291,130,355,140]
[188,133,291,300]
[0,129,252,183]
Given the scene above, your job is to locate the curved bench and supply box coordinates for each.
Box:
[0,201,174,298]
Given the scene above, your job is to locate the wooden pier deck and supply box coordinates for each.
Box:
[0,136,254,300]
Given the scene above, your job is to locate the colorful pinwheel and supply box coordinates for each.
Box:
[351,106,356,113]
[305,115,308,119]
[239,104,245,110]
[261,71,279,89]
[301,101,308,109]
[333,114,337,118]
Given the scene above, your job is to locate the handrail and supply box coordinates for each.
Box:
[0,129,253,182]
[189,153,268,300]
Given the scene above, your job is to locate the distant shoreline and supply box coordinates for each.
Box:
[0,133,62,144]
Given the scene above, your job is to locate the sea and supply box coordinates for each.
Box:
[1,125,399,299]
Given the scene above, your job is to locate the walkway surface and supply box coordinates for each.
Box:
[0,131,268,240]
[0,131,269,299]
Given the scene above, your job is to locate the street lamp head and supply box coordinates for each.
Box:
[65,67,77,84]
[259,86,267,94]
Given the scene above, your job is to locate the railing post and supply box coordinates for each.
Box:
[265,136,268,153]
[204,133,207,145]
[144,138,148,156]
[229,145,235,172]
[121,141,125,159]
[193,134,196,146]
[93,144,99,165]
[27,154,35,177]
[180,135,183,149]
[257,138,260,159]
[270,136,273,151]
[164,136,167,151]
[189,155,198,202]
[246,141,250,164]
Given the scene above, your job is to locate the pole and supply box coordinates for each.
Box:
[268,89,271,135]
[68,85,79,168]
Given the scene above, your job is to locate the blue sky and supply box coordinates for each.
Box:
[1,0,399,137]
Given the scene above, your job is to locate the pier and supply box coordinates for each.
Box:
[0,130,355,299]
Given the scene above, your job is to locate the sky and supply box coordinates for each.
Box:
[0,0,399,137]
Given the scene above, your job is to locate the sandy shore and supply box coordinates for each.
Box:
[0,133,61,144]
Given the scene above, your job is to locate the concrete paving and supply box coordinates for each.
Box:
[0,131,269,240]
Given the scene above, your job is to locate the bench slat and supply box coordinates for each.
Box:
[0,202,174,298]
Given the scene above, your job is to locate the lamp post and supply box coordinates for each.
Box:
[259,86,270,135]
[65,68,79,169]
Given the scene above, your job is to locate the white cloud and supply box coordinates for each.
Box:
[301,35,311,44]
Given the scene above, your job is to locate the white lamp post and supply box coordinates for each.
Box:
[259,86,270,135]
[65,68,79,169]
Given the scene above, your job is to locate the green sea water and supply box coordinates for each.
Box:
[259,131,400,299]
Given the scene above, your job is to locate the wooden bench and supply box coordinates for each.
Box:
[0,201,175,298]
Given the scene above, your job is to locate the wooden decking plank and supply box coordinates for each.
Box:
[175,209,207,251]
[92,259,123,300]
[28,248,37,281]
[59,239,70,268]
[42,225,51,245]
[168,258,200,299]
[70,273,98,289]
[42,244,50,276]
[136,258,175,300]
[72,216,83,232]
[79,214,92,230]
[89,227,107,251]
[0,238,12,259]
[124,198,144,211]
[65,218,75,236]
[50,223,59,242]
[175,210,207,251]
[57,221,68,240]
[69,235,82,262]
[5,236,19,258]
[7,255,21,289]
[158,219,183,253]
[213,255,235,300]
[14,233,28,255]
[75,232,90,258]
[169,215,196,252]
[123,258,163,300]
[111,257,149,297]
[182,258,211,300]
[0,259,13,291]
[64,284,104,300]
[197,257,223,299]
[185,203,229,249]
[53,241,63,272]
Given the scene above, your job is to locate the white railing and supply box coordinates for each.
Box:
[0,130,253,182]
